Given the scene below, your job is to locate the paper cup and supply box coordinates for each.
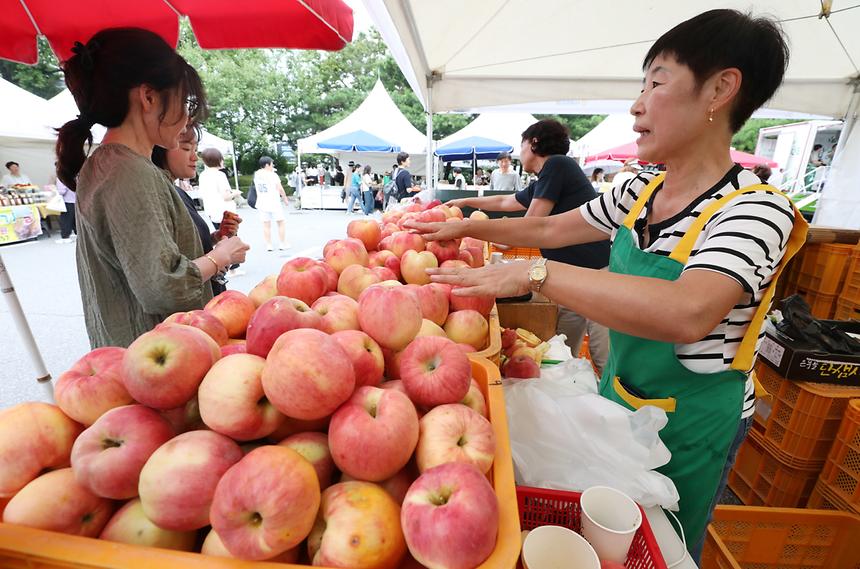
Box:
[521,525,600,569]
[580,486,642,564]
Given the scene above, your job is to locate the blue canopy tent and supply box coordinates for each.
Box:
[317,129,401,152]
[434,136,513,187]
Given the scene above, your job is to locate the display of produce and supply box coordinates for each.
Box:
[500,327,549,379]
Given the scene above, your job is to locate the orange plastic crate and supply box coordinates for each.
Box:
[728,427,819,507]
[700,505,860,569]
[796,243,856,295]
[836,297,860,321]
[818,399,860,512]
[489,244,542,260]
[795,287,839,319]
[839,249,860,305]
[469,305,502,366]
[808,479,860,515]
[753,361,860,466]
[0,358,522,569]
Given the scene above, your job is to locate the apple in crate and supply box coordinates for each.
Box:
[71,404,174,499]
[401,462,499,569]
[249,274,279,307]
[502,354,541,379]
[279,431,335,489]
[407,283,449,326]
[417,319,447,338]
[313,294,360,333]
[277,257,330,306]
[202,528,300,562]
[450,286,494,317]
[324,238,369,274]
[3,468,113,537]
[211,445,320,560]
[369,249,402,280]
[308,481,407,568]
[262,328,356,420]
[317,261,340,293]
[121,323,220,409]
[400,336,471,408]
[198,353,285,441]
[359,285,423,351]
[385,231,425,257]
[332,330,385,388]
[382,348,405,380]
[371,265,398,282]
[348,218,382,251]
[220,342,246,357]
[138,430,243,531]
[461,378,488,417]
[158,396,205,434]
[329,386,419,482]
[100,498,196,551]
[427,240,461,263]
[245,296,322,357]
[341,464,417,506]
[54,346,132,426]
[401,250,438,285]
[163,309,229,345]
[0,402,83,498]
[338,264,382,300]
[444,310,489,350]
[268,415,331,442]
[416,404,496,474]
[204,290,256,338]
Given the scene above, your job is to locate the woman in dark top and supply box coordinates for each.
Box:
[152,124,240,295]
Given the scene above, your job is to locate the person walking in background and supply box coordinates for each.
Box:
[453,167,468,190]
[489,152,522,192]
[55,177,76,243]
[253,156,290,251]
[590,167,605,190]
[393,152,420,204]
[199,147,240,230]
[361,164,375,215]
[346,163,362,214]
[333,165,345,186]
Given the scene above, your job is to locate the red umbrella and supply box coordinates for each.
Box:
[586,141,778,169]
[2,0,353,64]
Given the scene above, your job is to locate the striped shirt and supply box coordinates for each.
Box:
[580,165,795,418]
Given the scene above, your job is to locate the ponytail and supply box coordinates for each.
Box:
[56,117,94,190]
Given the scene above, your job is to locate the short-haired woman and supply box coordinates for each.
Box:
[198,147,240,230]
[407,10,807,560]
[360,164,375,215]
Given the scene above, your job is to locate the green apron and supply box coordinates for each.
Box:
[598,174,807,550]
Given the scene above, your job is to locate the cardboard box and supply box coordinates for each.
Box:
[496,295,558,341]
[758,321,860,386]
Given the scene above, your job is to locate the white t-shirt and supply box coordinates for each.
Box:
[361,173,373,192]
[580,166,795,419]
[253,169,284,212]
[2,173,32,186]
[199,168,234,222]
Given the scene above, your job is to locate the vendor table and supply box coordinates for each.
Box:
[0,204,42,244]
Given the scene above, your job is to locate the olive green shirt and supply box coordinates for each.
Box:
[75,143,211,348]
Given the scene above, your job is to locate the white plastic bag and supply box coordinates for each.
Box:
[504,373,679,510]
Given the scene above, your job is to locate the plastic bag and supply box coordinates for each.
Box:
[504,369,679,509]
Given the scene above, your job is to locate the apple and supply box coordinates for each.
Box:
[138,430,243,531]
[331,330,385,388]
[461,378,488,417]
[416,404,496,474]
[400,336,471,408]
[384,231,425,257]
[316,260,340,293]
[54,347,132,426]
[401,462,499,569]
[0,402,83,498]
[2,468,113,537]
[458,343,478,354]
[469,210,489,220]
[444,310,489,350]
[279,432,335,489]
[371,265,398,282]
[262,328,356,420]
[461,237,486,250]
[382,348,404,380]
[464,246,485,268]
[308,482,406,568]
[417,319,447,338]
[440,259,470,269]
[158,396,205,434]
[204,290,256,338]
[417,208,447,223]
[163,309,229,345]
[382,210,403,225]
[329,386,419,481]
[312,294,360,333]
[501,327,517,349]
[122,323,220,409]
[502,354,541,379]
[210,445,320,560]
[337,264,381,300]
[245,296,322,358]
[400,250,438,285]
[324,238,369,274]
[449,205,464,219]
[380,222,400,240]
[220,342,246,357]
[427,240,461,263]
[369,249,401,278]
[198,353,286,440]
[202,528,300,562]
[378,279,403,287]
[340,465,417,506]
[412,283,450,326]
[457,248,475,267]
[249,274,279,307]
[100,498,196,551]
[348,219,382,251]
[70,404,174,499]
[450,286,494,317]
[268,415,331,442]
[277,257,329,306]
[358,285,423,351]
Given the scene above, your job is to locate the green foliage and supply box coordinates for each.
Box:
[0,36,64,98]
[731,118,798,152]
[536,114,607,141]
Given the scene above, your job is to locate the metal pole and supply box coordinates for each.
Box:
[0,252,52,397]
[231,152,240,192]
[426,82,434,198]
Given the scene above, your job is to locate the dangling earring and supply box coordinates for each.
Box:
[708,108,714,123]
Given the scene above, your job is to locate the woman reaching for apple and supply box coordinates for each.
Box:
[405,9,807,562]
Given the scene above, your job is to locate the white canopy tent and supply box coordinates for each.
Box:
[297,79,427,175]
[571,115,636,160]
[0,78,56,187]
[363,0,860,227]
[435,112,537,158]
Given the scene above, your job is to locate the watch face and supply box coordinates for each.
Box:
[530,265,547,281]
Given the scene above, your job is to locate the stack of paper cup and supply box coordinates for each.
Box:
[521,525,600,569]
[580,486,643,564]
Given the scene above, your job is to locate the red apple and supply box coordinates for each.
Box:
[348,219,382,251]
[461,378,487,417]
[268,415,331,442]
[324,238,369,274]
[502,354,541,379]
[316,260,340,293]
[413,283,450,326]
[465,246,485,267]
[337,264,381,300]
[385,231,425,257]
[158,396,205,434]
[312,294,360,334]
[331,330,385,388]
[54,347,132,426]
[204,290,256,338]
[329,386,419,481]
[100,498,197,551]
[469,210,489,220]
[371,265,398,282]
[210,446,320,560]
[449,205,464,219]
[202,528,300,561]
[279,432,335,489]
[417,319,447,338]
[400,336,471,408]
[457,248,475,267]
[70,404,174,499]
[416,404,496,474]
[427,240,461,263]
[245,296,322,358]
[249,275,279,308]
[220,342,246,357]
[450,286,494,317]
[359,285,423,350]
[444,310,489,350]
[164,309,229,345]
[382,348,405,380]
[277,257,329,305]
[417,208,447,223]
[401,462,499,569]
[458,343,478,354]
[262,328,356,420]
[501,327,517,349]
[441,259,470,269]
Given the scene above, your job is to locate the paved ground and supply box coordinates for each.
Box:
[0,205,375,409]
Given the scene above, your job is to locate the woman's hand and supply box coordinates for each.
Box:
[213,236,250,267]
[445,198,469,208]
[215,211,241,241]
[428,261,531,298]
[403,219,468,242]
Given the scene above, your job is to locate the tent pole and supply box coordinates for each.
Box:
[0,253,52,397]
[231,150,240,192]
[813,84,859,224]
[426,81,434,198]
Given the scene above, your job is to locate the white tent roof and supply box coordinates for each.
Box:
[571,114,637,158]
[47,89,107,142]
[364,0,860,118]
[198,130,235,156]
[0,78,53,141]
[435,112,537,158]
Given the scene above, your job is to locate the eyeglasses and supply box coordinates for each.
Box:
[186,96,200,117]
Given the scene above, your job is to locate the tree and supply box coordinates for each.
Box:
[0,36,64,99]
[731,118,798,153]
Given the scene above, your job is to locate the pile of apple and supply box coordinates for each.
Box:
[500,328,549,379]
[0,203,507,569]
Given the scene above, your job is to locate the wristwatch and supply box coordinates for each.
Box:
[528,258,548,292]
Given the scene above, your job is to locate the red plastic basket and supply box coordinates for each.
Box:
[516,486,668,569]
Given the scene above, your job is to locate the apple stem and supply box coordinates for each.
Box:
[102,438,123,449]
[249,512,263,526]
[456,436,467,447]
